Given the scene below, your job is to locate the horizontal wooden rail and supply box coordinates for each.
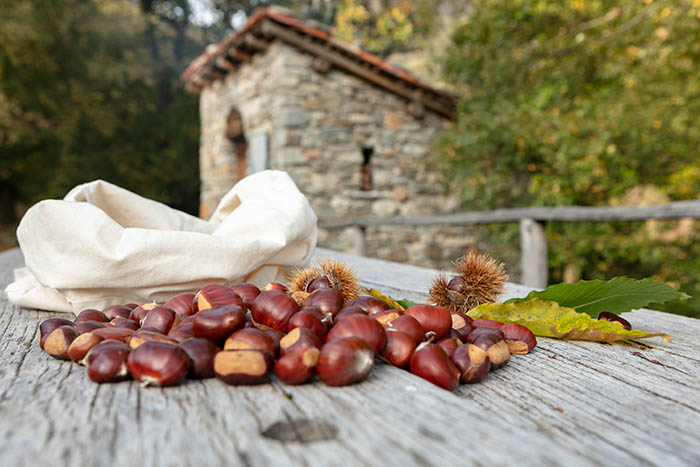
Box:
[319,200,700,289]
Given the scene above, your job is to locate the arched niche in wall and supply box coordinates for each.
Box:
[225,107,248,181]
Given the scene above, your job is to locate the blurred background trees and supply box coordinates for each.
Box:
[0,0,697,314]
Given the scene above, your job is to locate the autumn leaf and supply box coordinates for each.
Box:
[467,299,671,343]
[366,288,408,311]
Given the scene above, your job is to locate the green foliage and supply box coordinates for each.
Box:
[467,298,671,342]
[506,277,689,318]
[435,0,700,315]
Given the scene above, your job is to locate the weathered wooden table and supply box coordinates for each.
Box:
[1,247,698,466]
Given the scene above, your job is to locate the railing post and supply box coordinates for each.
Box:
[520,218,548,289]
[351,225,366,257]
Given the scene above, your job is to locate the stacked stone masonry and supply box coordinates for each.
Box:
[199,41,520,277]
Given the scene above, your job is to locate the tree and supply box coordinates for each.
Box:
[435,0,700,314]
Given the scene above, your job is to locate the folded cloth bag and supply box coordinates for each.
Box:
[4,170,317,314]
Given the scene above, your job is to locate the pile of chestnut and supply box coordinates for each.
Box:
[36,281,537,391]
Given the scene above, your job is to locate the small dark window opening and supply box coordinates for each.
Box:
[226,108,248,181]
[361,144,374,191]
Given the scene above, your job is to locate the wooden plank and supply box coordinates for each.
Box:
[1,247,699,466]
[260,20,456,120]
[519,218,548,289]
[319,200,700,229]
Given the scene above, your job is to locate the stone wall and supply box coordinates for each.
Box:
[198,41,521,277]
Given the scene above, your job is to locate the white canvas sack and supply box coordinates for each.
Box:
[4,170,317,314]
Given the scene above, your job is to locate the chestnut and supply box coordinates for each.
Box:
[370,309,402,327]
[129,303,158,323]
[409,343,459,391]
[179,337,220,379]
[163,292,197,318]
[192,305,246,342]
[381,330,416,368]
[306,275,332,292]
[38,318,74,349]
[472,318,503,329]
[500,323,537,355]
[74,320,107,334]
[346,296,389,315]
[102,305,134,320]
[303,288,344,318]
[127,341,190,386]
[452,344,491,384]
[129,330,179,349]
[68,331,105,363]
[467,327,505,343]
[85,340,131,383]
[92,326,135,343]
[196,284,244,311]
[451,312,473,341]
[43,325,79,359]
[109,317,140,331]
[263,282,287,293]
[274,347,320,385]
[334,306,367,323]
[230,283,261,310]
[280,327,321,356]
[141,306,179,334]
[224,328,276,354]
[167,321,195,342]
[405,305,452,340]
[287,310,327,341]
[263,328,285,357]
[472,334,510,369]
[598,312,632,330]
[437,335,462,359]
[326,314,387,355]
[317,337,374,386]
[250,290,298,332]
[214,349,274,385]
[385,315,425,344]
[74,309,109,324]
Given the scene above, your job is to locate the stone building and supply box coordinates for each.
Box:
[182,9,514,270]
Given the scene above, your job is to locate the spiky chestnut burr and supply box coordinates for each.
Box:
[288,259,361,305]
[429,250,508,313]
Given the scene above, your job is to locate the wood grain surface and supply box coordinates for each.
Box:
[1,247,698,467]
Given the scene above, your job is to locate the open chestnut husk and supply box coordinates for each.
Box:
[192,305,246,342]
[274,347,320,385]
[452,343,491,384]
[251,290,299,332]
[316,337,374,386]
[326,314,387,355]
[85,340,131,383]
[500,323,537,355]
[597,312,632,330]
[214,349,274,385]
[179,337,219,379]
[405,304,452,340]
[409,343,459,391]
[127,341,190,386]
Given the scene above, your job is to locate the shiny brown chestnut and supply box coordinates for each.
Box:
[303,288,344,318]
[346,296,390,315]
[92,326,135,343]
[214,349,274,385]
[167,321,195,342]
[467,327,505,343]
[326,314,387,355]
[405,305,452,340]
[280,327,321,356]
[38,318,74,349]
[141,306,179,334]
[451,312,474,341]
[472,318,503,329]
[85,340,131,383]
[192,305,246,342]
[129,330,179,349]
[446,275,468,294]
[381,330,416,368]
[251,290,298,332]
[163,292,197,318]
[263,282,287,293]
[127,341,190,386]
[224,328,276,354]
[437,335,462,359]
[68,332,105,363]
[287,310,327,341]
[230,283,261,310]
[409,343,459,391]
[370,309,402,327]
[196,284,244,311]
[129,303,158,323]
[307,275,332,292]
[334,306,367,323]
[452,343,491,384]
[109,317,140,331]
[44,325,80,359]
[74,320,107,334]
[385,314,425,344]
[82,339,130,366]
[317,337,374,386]
[274,347,320,385]
[179,337,219,379]
[500,323,537,355]
[472,334,510,369]
[74,309,110,324]
[263,328,285,357]
[597,312,632,330]
[102,305,134,320]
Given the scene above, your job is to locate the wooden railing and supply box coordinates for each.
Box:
[319,200,700,289]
